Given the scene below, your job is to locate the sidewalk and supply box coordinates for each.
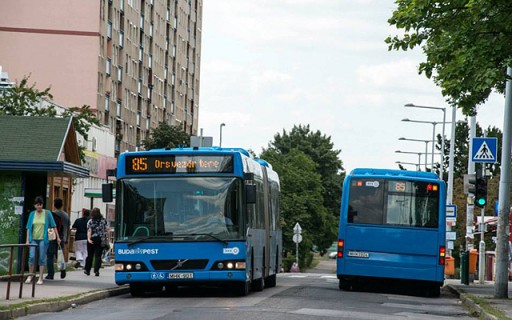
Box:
[0,265,128,320]
[445,279,512,320]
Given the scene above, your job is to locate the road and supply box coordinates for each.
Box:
[19,268,474,320]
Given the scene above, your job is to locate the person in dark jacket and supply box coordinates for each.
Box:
[84,208,110,276]
[72,209,90,269]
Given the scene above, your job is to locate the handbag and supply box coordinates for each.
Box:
[48,228,56,241]
[46,210,57,241]
[57,244,66,271]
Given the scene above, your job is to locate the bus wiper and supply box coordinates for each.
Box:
[127,232,174,246]
[176,233,228,245]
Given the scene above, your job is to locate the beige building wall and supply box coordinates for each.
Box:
[0,0,202,156]
[0,0,100,109]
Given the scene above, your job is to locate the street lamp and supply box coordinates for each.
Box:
[395,160,420,171]
[395,150,423,169]
[219,123,226,147]
[398,137,431,171]
[401,118,450,179]
[404,103,447,180]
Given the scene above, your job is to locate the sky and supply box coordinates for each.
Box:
[198,0,504,173]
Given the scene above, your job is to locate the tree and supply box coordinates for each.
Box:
[262,125,343,254]
[386,1,512,115]
[386,2,512,297]
[260,148,335,266]
[0,77,100,161]
[142,121,190,150]
[434,120,502,178]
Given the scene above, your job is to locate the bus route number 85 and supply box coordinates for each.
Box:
[394,182,406,192]
[131,157,148,172]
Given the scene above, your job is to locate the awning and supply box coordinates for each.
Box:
[0,160,89,178]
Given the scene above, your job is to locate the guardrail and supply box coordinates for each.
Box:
[0,244,37,300]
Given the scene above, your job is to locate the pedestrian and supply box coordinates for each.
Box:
[25,196,61,285]
[72,208,90,269]
[46,197,70,280]
[84,207,110,277]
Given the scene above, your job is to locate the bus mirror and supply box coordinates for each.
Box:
[246,185,256,204]
[102,183,113,202]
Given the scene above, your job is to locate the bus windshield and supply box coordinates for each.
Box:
[117,177,244,241]
[347,179,439,228]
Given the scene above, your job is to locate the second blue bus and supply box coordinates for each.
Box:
[336,168,446,296]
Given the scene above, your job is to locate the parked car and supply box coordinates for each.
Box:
[328,251,337,259]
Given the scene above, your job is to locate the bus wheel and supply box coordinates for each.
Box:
[130,283,145,297]
[426,284,440,297]
[265,274,277,288]
[235,281,250,296]
[339,279,351,291]
[252,261,265,292]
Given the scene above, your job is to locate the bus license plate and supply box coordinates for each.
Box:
[348,251,369,258]
[168,272,193,279]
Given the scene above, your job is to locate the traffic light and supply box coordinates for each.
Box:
[474,175,488,208]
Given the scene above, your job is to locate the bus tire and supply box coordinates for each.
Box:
[339,279,351,291]
[427,284,441,297]
[235,281,250,296]
[130,283,145,297]
[252,260,265,291]
[265,274,276,288]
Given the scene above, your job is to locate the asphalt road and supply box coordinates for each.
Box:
[18,266,474,320]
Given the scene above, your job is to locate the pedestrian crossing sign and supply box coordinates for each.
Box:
[471,137,498,163]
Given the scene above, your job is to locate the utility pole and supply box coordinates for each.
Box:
[495,67,512,299]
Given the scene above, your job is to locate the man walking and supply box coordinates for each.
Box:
[46,198,70,279]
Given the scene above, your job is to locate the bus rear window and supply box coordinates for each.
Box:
[347,179,439,228]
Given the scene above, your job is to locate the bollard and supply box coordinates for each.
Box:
[460,251,469,285]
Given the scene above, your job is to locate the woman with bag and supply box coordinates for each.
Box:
[25,196,61,285]
[84,207,109,277]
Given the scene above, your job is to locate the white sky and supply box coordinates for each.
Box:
[198,0,504,173]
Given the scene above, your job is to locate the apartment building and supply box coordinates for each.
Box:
[0,0,202,156]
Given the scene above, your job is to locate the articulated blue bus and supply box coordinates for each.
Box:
[336,168,446,296]
[109,147,281,296]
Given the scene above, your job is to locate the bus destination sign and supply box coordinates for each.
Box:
[125,155,234,174]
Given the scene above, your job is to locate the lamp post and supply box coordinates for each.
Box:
[398,137,431,171]
[395,160,420,171]
[404,104,447,180]
[401,118,450,179]
[219,123,226,147]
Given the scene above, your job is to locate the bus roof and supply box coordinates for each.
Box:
[349,168,440,180]
[126,147,252,157]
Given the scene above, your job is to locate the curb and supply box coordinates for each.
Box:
[445,284,499,320]
[0,285,130,320]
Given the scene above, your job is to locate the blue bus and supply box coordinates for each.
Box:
[108,147,281,296]
[336,168,446,296]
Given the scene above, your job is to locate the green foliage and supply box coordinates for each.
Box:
[386,1,512,114]
[436,119,502,178]
[142,121,191,150]
[261,124,344,257]
[0,77,100,162]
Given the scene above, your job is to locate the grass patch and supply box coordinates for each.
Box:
[0,291,98,312]
[464,293,509,320]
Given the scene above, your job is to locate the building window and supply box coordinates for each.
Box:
[137,112,141,126]
[120,0,124,12]
[105,95,110,111]
[117,66,123,82]
[119,31,124,48]
[138,79,142,95]
[106,58,111,77]
[174,16,177,29]
[116,100,122,117]
[107,21,112,39]
[171,72,175,85]
[148,54,152,69]
[172,45,176,57]
[149,23,153,37]
[171,101,175,114]
[140,14,144,30]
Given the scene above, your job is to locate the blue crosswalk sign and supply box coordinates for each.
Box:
[472,137,498,163]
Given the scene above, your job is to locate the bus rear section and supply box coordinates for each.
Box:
[336,169,446,296]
